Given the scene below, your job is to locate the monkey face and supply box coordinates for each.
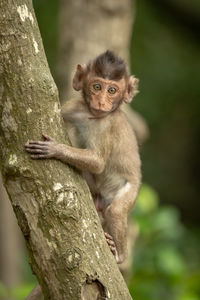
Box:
[72,54,139,118]
[86,77,126,117]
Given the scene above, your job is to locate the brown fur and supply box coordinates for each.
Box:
[61,96,141,263]
[87,50,128,80]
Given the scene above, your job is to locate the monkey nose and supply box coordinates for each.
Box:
[99,102,105,108]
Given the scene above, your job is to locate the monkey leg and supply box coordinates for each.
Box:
[104,204,128,263]
[104,183,137,264]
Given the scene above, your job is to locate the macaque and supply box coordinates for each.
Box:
[25,50,141,264]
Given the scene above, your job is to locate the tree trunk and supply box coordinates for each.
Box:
[0,1,132,299]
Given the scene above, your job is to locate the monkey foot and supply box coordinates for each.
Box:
[104,232,118,261]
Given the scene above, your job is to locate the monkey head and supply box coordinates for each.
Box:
[73,50,139,117]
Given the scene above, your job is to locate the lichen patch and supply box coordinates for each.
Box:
[9,154,17,165]
[1,98,18,138]
[56,192,65,203]
[22,34,28,39]
[32,38,39,54]
[26,107,32,114]
[17,57,23,66]
[17,5,34,24]
[96,251,100,259]
[82,219,88,229]
[1,41,11,52]
[68,254,73,263]
[53,182,63,191]
[54,103,61,114]
[82,230,86,243]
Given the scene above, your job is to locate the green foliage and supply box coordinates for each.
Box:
[0,282,35,300]
[129,1,200,297]
[0,282,7,299]
[0,257,37,300]
[129,184,200,300]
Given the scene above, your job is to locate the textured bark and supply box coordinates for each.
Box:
[0,1,132,299]
[56,0,149,144]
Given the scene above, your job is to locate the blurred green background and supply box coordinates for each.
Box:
[1,0,200,299]
[129,1,200,299]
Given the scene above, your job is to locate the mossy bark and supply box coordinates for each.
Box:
[0,1,132,299]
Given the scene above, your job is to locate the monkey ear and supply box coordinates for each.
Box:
[124,76,139,104]
[72,64,87,91]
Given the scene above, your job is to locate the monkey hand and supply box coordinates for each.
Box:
[25,134,60,159]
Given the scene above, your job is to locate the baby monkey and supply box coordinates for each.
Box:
[25,50,141,263]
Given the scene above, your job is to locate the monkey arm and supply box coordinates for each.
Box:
[25,134,106,174]
[53,143,106,174]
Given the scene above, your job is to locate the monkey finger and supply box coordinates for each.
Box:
[106,238,115,245]
[28,141,48,146]
[105,232,114,241]
[42,134,55,142]
[26,148,48,154]
[111,246,117,254]
[105,235,114,243]
[30,154,49,159]
[107,244,117,257]
[25,144,48,150]
[107,241,115,251]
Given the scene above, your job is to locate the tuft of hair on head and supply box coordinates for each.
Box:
[88,50,128,81]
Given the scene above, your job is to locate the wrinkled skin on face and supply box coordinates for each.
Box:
[73,63,139,119]
[85,77,127,117]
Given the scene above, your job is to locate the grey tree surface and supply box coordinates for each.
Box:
[0,0,133,299]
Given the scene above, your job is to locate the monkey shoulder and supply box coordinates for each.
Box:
[62,98,89,123]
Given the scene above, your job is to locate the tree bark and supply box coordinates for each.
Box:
[0,1,132,299]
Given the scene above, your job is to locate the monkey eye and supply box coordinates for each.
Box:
[93,83,102,91]
[108,87,117,94]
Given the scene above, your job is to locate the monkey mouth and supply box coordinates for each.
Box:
[90,107,110,117]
